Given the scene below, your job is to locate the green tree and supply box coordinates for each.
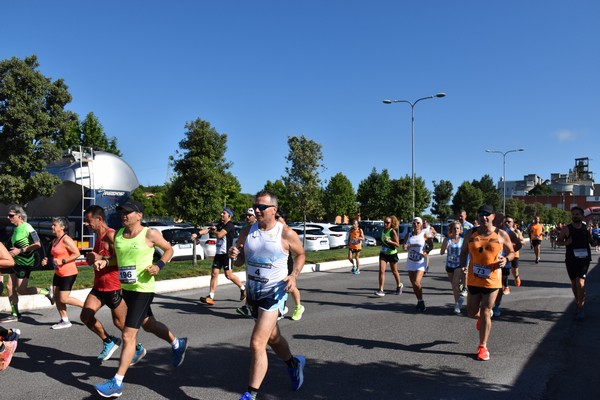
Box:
[80,112,121,156]
[263,179,293,218]
[432,179,454,223]
[0,55,72,204]
[167,118,232,225]
[357,168,391,220]
[323,172,356,222]
[283,135,325,222]
[452,181,484,219]
[527,181,554,196]
[505,198,527,223]
[472,174,501,211]
[131,185,170,219]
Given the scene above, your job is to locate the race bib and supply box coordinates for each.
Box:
[119,266,137,284]
[573,248,588,258]
[473,264,491,278]
[408,250,423,262]
[448,254,460,264]
[351,240,360,245]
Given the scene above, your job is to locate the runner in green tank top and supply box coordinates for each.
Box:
[95,200,188,398]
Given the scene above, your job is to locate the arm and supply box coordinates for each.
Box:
[556,226,570,246]
[282,226,306,292]
[440,237,449,255]
[359,229,365,241]
[145,228,174,276]
[0,243,15,268]
[387,230,400,248]
[191,226,211,241]
[459,229,473,269]
[61,235,81,264]
[498,230,516,267]
[229,225,250,267]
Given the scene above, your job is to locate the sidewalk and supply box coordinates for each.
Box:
[0,251,430,313]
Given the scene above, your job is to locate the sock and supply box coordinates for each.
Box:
[39,287,49,295]
[10,304,19,316]
[247,387,259,399]
[171,338,179,349]
[240,285,245,291]
[209,292,215,299]
[103,336,113,344]
[62,317,70,323]
[114,374,124,386]
[285,356,296,369]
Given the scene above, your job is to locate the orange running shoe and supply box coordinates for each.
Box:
[200,296,215,305]
[477,345,490,361]
[515,276,521,287]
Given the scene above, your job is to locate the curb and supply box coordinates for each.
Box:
[0,250,438,313]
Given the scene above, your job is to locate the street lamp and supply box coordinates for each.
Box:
[485,148,525,215]
[383,93,446,220]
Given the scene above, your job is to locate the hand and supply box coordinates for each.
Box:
[146,264,160,276]
[229,244,243,260]
[498,255,507,268]
[93,259,107,272]
[86,251,102,265]
[283,274,297,293]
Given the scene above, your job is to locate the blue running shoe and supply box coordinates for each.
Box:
[239,392,253,400]
[172,337,188,367]
[130,343,146,366]
[287,355,306,390]
[95,377,123,398]
[98,336,121,361]
[5,328,20,341]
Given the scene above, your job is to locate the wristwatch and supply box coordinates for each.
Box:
[62,259,67,265]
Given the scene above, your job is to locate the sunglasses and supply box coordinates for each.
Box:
[7,214,16,218]
[253,204,276,211]
[478,212,492,217]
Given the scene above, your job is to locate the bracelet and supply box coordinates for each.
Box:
[156,260,166,270]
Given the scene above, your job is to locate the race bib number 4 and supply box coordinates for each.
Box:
[119,266,137,284]
[473,264,491,278]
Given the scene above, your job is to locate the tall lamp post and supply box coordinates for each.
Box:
[383,93,446,220]
[485,148,525,215]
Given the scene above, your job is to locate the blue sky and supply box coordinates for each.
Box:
[4,1,599,197]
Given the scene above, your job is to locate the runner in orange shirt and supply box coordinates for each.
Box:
[529,216,544,263]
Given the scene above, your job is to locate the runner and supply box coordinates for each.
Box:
[0,242,19,371]
[556,206,594,320]
[81,205,145,362]
[460,205,515,361]
[236,208,258,317]
[529,216,544,263]
[42,217,83,329]
[375,216,403,297]
[196,208,246,305]
[347,219,365,275]
[504,216,525,292]
[590,223,600,252]
[404,217,430,312]
[1,204,53,323]
[95,200,187,398]
[457,209,473,297]
[276,209,305,321]
[440,221,464,314]
[229,190,306,400]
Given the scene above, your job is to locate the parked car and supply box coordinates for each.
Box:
[183,225,240,259]
[296,223,347,249]
[363,235,377,247]
[152,226,205,261]
[359,220,385,244]
[332,224,377,248]
[291,226,330,251]
[398,224,412,244]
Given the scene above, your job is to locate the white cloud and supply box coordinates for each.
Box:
[556,130,577,141]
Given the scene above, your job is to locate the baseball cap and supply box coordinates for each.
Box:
[246,208,255,216]
[117,200,144,213]
[477,204,494,215]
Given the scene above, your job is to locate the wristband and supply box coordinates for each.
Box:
[156,260,166,270]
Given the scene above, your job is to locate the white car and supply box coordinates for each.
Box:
[300,223,347,249]
[152,226,205,261]
[291,227,330,251]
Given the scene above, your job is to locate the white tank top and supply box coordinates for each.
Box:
[244,221,289,300]
[406,231,428,269]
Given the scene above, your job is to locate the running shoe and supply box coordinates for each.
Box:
[515,276,522,287]
[1,314,21,323]
[239,392,253,400]
[477,345,490,361]
[416,300,427,312]
[98,336,122,361]
[291,305,305,321]
[395,283,404,295]
[575,307,585,320]
[282,306,289,315]
[172,337,188,367]
[130,343,146,365]
[503,286,510,295]
[51,320,72,330]
[351,266,357,274]
[199,296,215,305]
[492,305,501,317]
[457,296,464,310]
[236,305,250,317]
[453,303,461,315]
[240,288,246,301]
[4,328,20,341]
[287,355,306,391]
[45,286,55,305]
[95,377,123,398]
[374,290,385,297]
[355,269,361,275]
[0,341,17,371]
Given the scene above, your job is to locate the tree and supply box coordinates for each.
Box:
[452,181,484,220]
[0,55,72,204]
[80,112,121,156]
[263,179,293,218]
[167,118,232,225]
[527,181,554,196]
[323,172,356,222]
[431,179,454,223]
[357,168,391,220]
[283,135,325,222]
[131,185,170,219]
[472,175,501,211]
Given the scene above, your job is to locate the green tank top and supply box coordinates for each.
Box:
[381,228,398,255]
[11,223,37,267]
[115,227,155,293]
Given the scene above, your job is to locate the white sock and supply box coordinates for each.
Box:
[209,292,215,299]
[114,374,124,385]
[62,317,70,323]
[240,285,245,291]
[171,338,179,349]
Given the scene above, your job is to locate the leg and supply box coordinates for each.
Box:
[448,271,460,303]
[141,315,175,343]
[408,270,424,300]
[478,290,499,347]
[209,268,220,294]
[377,259,386,291]
[81,293,110,339]
[355,251,361,270]
[390,262,401,287]
[116,326,139,376]
[224,269,244,289]
[248,308,280,390]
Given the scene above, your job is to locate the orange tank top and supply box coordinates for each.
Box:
[51,235,78,277]
[349,228,363,250]
[467,228,503,289]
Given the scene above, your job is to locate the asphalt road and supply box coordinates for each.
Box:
[2,240,598,400]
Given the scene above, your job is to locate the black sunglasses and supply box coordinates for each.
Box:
[478,212,492,217]
[7,214,16,218]
[253,204,276,211]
